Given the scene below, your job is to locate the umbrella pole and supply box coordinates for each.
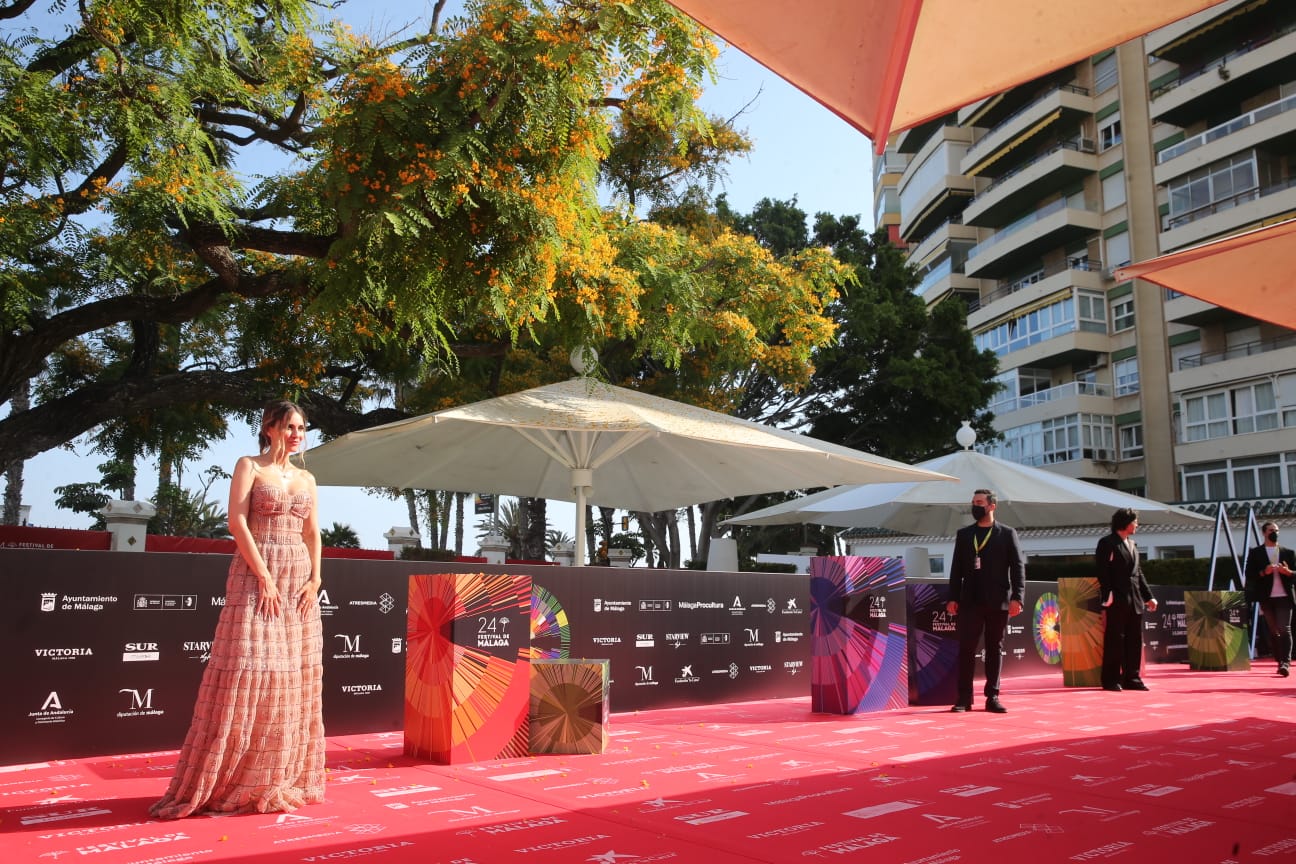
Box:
[574,488,587,566]
[572,468,593,566]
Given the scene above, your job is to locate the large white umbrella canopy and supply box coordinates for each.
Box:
[724,446,1211,536]
[306,378,952,562]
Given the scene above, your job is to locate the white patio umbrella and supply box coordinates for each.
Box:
[724,436,1211,536]
[305,377,952,563]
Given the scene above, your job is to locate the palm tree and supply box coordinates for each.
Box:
[322,522,361,548]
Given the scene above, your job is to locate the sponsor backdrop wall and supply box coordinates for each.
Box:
[1,550,1190,765]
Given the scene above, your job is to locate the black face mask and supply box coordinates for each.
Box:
[1269,531,1280,544]
[971,505,988,522]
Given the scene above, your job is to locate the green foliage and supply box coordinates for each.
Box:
[398,546,459,561]
[742,561,798,574]
[1,0,844,501]
[52,481,110,529]
[608,530,646,566]
[321,521,360,548]
[150,482,228,537]
[1022,556,1235,589]
[804,224,1001,462]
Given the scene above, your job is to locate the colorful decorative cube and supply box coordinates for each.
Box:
[404,572,532,763]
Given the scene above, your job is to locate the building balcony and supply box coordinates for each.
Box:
[894,117,945,155]
[983,322,1110,369]
[1149,25,1296,129]
[898,128,976,243]
[1174,426,1293,467]
[964,198,1101,280]
[1163,290,1238,326]
[1155,93,1296,184]
[964,138,1098,227]
[1159,177,1296,251]
[1170,337,1296,395]
[918,266,981,308]
[960,84,1092,178]
[1147,0,1253,58]
[990,381,1115,425]
[968,261,1104,328]
[905,218,978,271]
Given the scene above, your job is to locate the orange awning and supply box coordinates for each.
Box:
[1115,217,1296,328]
[664,0,1220,153]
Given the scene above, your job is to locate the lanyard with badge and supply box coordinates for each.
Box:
[973,527,991,570]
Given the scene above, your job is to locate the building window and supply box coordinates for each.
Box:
[980,414,1116,466]
[1181,381,1279,441]
[1101,170,1126,210]
[1111,296,1135,332]
[1094,54,1118,93]
[1099,113,1122,151]
[1158,546,1195,560]
[1233,455,1284,498]
[1076,290,1107,332]
[1183,391,1230,441]
[1119,423,1143,460]
[1167,152,1257,223]
[1114,357,1139,396]
[973,293,1077,356]
[1182,452,1296,502]
[1182,460,1229,502]
[1105,231,1130,270]
[1232,381,1279,434]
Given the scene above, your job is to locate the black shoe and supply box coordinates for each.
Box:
[951,704,971,713]
[985,698,1007,714]
[1122,681,1150,691]
[1102,684,1122,692]
[1279,666,1290,678]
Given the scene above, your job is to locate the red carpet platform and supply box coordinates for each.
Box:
[4,664,1296,863]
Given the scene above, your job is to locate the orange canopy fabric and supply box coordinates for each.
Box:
[666,0,1219,152]
[1115,218,1296,329]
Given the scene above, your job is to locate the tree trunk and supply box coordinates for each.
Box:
[686,505,697,564]
[404,489,420,546]
[586,504,599,562]
[454,492,465,554]
[697,501,724,566]
[2,380,28,525]
[521,496,547,560]
[667,514,681,569]
[422,489,438,548]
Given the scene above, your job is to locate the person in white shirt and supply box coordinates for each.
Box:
[1244,522,1295,678]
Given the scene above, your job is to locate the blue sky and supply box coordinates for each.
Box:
[11,2,873,549]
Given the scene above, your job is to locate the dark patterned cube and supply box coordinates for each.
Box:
[529,658,609,754]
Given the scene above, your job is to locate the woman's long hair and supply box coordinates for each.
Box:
[258,400,306,462]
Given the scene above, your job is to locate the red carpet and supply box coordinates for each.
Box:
[4,664,1296,863]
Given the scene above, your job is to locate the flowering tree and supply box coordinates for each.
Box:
[0,0,845,480]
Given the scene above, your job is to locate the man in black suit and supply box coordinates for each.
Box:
[1245,521,1296,677]
[947,488,1025,713]
[1095,507,1157,692]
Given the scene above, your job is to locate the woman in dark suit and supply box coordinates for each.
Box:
[1245,521,1296,677]
[1095,508,1156,692]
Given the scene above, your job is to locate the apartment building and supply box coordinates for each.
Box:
[886,0,1296,518]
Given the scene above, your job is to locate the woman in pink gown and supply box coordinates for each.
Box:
[151,400,326,818]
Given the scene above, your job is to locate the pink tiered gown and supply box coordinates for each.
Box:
[150,484,325,818]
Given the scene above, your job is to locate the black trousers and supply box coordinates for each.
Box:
[1260,597,1294,667]
[1102,602,1144,687]
[955,603,1009,706]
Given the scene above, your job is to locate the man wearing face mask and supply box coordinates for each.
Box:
[947,488,1025,713]
[1095,508,1157,692]
[1245,522,1296,677]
